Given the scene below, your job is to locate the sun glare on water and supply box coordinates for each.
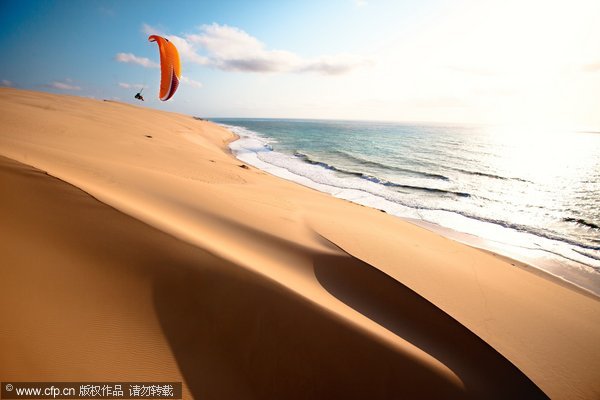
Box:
[483,125,597,184]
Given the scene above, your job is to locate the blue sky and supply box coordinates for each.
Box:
[1,0,599,129]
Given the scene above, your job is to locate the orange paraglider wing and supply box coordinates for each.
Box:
[148,35,181,101]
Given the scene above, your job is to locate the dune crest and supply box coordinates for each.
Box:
[1,88,599,399]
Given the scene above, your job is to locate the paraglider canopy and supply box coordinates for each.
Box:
[148,35,181,101]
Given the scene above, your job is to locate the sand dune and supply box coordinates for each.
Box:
[0,156,544,399]
[1,88,599,399]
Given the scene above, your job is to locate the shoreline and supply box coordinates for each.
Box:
[2,88,600,399]
[223,124,600,298]
[408,218,600,300]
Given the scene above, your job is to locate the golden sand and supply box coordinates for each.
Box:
[1,88,599,399]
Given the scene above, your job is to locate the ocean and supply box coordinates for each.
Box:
[212,118,600,296]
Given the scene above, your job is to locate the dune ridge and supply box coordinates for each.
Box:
[1,88,599,399]
[0,156,545,399]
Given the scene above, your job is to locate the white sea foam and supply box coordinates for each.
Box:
[226,124,421,218]
[221,122,600,296]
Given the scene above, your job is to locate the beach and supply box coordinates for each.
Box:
[220,118,600,296]
[1,88,599,399]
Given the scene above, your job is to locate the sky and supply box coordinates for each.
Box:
[1,0,599,129]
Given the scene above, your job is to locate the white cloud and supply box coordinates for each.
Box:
[298,55,372,75]
[48,80,81,90]
[180,76,203,88]
[143,24,210,66]
[170,35,212,66]
[143,23,369,75]
[118,82,145,89]
[186,23,297,72]
[115,52,159,68]
[1,79,13,87]
[354,0,368,7]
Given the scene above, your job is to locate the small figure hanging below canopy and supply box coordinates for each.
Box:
[134,87,144,101]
